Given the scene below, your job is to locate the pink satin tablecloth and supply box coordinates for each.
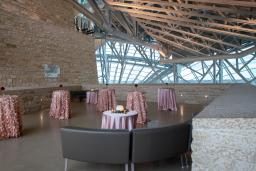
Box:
[49,90,71,120]
[97,88,117,112]
[101,110,138,131]
[0,95,22,139]
[158,88,177,111]
[126,91,148,124]
[86,91,98,104]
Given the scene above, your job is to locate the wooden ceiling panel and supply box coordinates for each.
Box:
[74,0,256,63]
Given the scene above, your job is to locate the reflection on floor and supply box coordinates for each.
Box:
[0,101,203,171]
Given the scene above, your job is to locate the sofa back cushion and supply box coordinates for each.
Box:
[131,123,190,163]
[60,126,130,164]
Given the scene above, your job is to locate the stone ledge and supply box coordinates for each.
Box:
[1,85,82,114]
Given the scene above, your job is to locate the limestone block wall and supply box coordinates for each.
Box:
[2,84,232,114]
[82,84,231,104]
[192,118,256,171]
[0,0,98,88]
[194,84,256,118]
[3,86,82,114]
[0,0,78,28]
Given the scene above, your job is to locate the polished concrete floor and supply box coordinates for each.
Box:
[0,101,203,171]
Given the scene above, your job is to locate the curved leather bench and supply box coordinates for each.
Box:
[131,123,191,171]
[60,127,130,171]
[60,122,191,171]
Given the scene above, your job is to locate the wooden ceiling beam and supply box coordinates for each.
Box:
[160,46,256,64]
[109,0,256,16]
[137,18,241,49]
[129,13,256,41]
[112,7,256,34]
[186,0,256,8]
[122,13,138,36]
[106,1,256,25]
[111,13,133,35]
[147,31,207,56]
[142,25,228,54]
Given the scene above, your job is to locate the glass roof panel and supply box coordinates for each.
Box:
[96,41,255,85]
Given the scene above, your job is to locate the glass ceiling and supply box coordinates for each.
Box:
[96,41,256,85]
[96,41,167,84]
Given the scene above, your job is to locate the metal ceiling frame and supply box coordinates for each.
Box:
[96,41,256,85]
[71,0,256,85]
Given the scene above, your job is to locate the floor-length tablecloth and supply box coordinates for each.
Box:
[126,91,148,124]
[101,110,138,131]
[49,90,71,119]
[97,88,117,112]
[86,91,98,104]
[158,88,177,111]
[0,95,22,139]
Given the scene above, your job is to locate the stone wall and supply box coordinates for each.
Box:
[2,84,232,114]
[82,84,232,104]
[0,0,78,28]
[3,86,82,114]
[0,0,98,88]
[192,118,256,171]
[195,84,256,118]
[192,84,256,170]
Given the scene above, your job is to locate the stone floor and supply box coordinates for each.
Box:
[0,101,203,171]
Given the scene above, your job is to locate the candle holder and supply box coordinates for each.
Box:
[1,87,5,95]
[112,105,129,114]
[134,84,138,91]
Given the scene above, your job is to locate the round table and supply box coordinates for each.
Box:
[97,88,116,112]
[49,90,71,120]
[126,91,148,124]
[0,95,22,139]
[158,88,177,111]
[86,91,98,104]
[101,110,138,131]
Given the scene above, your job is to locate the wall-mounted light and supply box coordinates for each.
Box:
[180,105,184,116]
[159,50,166,58]
[205,95,208,98]
[39,112,44,127]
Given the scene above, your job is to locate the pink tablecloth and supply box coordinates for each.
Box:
[86,91,98,104]
[0,95,22,139]
[126,91,148,124]
[158,88,177,111]
[101,110,138,131]
[97,88,117,112]
[49,90,71,120]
